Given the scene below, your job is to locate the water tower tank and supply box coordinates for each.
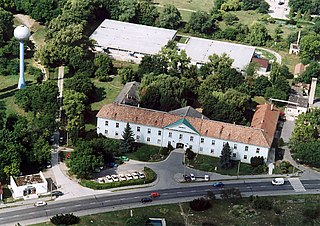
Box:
[14,25,31,41]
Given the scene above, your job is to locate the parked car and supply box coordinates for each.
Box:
[97,177,105,183]
[137,172,145,179]
[278,2,284,5]
[34,201,47,207]
[184,174,191,182]
[141,197,152,203]
[190,173,196,181]
[111,175,119,182]
[46,161,52,168]
[51,191,64,197]
[105,175,113,183]
[106,162,118,168]
[213,182,224,188]
[272,178,285,185]
[131,172,139,179]
[119,174,127,181]
[120,156,129,161]
[126,174,133,180]
[204,175,210,181]
[150,192,160,198]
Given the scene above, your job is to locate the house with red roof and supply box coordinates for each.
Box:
[97,103,280,164]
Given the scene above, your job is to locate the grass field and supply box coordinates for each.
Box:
[153,0,214,12]
[32,194,320,226]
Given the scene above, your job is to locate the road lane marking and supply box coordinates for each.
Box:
[74,204,82,207]
[60,207,66,209]
[90,202,96,205]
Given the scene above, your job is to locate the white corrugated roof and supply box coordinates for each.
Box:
[184,37,255,71]
[90,19,177,55]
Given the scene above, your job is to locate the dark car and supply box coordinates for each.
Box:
[141,197,152,203]
[213,182,224,188]
[52,191,64,196]
[278,2,284,5]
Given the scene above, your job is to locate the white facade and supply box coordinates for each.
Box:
[97,118,269,164]
[285,105,308,121]
[10,171,48,199]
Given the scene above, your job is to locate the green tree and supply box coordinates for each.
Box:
[292,142,320,168]
[69,141,103,179]
[189,11,215,34]
[159,4,182,29]
[300,33,320,64]
[120,123,135,153]
[93,53,114,80]
[136,0,159,26]
[223,13,239,25]
[253,76,272,96]
[299,61,320,83]
[32,137,51,166]
[219,142,232,169]
[63,90,87,144]
[64,73,95,101]
[207,53,234,74]
[138,55,168,76]
[118,0,138,22]
[247,22,270,46]
[264,87,287,100]
[119,67,137,84]
[221,0,242,11]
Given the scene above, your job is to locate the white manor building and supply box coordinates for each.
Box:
[97,103,280,164]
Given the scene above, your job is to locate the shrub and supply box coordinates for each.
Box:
[190,197,212,212]
[160,147,170,156]
[252,196,273,210]
[250,156,264,167]
[302,206,320,220]
[167,143,174,151]
[220,188,242,200]
[50,213,79,225]
[186,148,196,160]
[273,205,282,214]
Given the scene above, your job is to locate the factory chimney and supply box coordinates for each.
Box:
[308,77,317,106]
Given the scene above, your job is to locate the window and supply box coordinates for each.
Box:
[256,148,260,154]
[244,155,247,159]
[245,146,248,151]
[233,153,236,157]
[115,132,119,136]
[190,136,194,142]
[136,135,140,140]
[212,140,215,145]
[168,141,171,145]
[201,138,204,143]
[157,139,161,144]
[137,126,140,132]
[200,147,203,151]
[234,144,237,149]
[148,128,151,134]
[211,149,214,153]
[105,121,108,126]
[169,132,172,138]
[147,137,150,142]
[105,130,108,135]
[179,134,183,139]
[116,123,119,128]
[158,130,161,136]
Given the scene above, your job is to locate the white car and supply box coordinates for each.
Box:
[190,173,196,181]
[137,172,145,179]
[272,178,285,185]
[204,174,210,181]
[34,201,47,207]
[118,174,127,181]
[105,175,113,183]
[97,177,105,183]
[125,174,133,180]
[111,175,119,182]
[131,172,139,179]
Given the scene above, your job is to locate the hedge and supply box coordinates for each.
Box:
[80,167,156,190]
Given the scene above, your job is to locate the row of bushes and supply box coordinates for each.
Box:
[80,167,156,190]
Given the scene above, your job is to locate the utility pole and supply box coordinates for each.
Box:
[237,160,241,179]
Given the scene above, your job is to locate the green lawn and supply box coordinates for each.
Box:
[153,0,214,12]
[126,144,166,162]
[187,154,261,176]
[32,194,320,226]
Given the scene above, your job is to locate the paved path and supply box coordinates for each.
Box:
[265,0,290,20]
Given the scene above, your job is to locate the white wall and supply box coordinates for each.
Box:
[285,106,307,121]
[97,118,270,163]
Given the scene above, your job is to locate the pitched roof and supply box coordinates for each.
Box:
[169,106,208,119]
[251,104,280,146]
[97,103,279,148]
[165,118,199,134]
[294,63,305,75]
[251,57,269,69]
[114,81,140,106]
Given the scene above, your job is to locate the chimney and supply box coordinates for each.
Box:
[308,78,317,106]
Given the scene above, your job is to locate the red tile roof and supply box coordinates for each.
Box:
[97,103,279,147]
[251,104,280,146]
[251,57,269,69]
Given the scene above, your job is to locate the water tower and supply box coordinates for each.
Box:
[14,25,30,89]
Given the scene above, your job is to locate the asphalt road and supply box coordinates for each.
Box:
[1,179,320,225]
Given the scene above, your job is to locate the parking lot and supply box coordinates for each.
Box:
[266,0,290,19]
